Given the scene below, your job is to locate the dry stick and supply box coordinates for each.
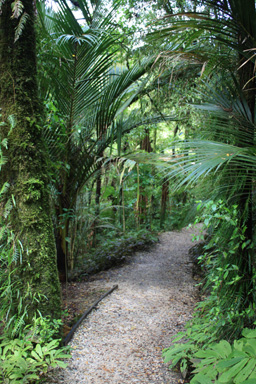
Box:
[63,284,118,345]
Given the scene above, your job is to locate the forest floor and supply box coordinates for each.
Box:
[48,226,201,384]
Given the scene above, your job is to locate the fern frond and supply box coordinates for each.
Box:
[15,240,23,263]
[3,199,13,219]
[0,155,7,169]
[11,313,26,337]
[1,138,8,149]
[0,225,7,240]
[14,12,29,43]
[13,244,21,263]
[0,181,10,198]
[6,314,16,328]
[7,114,16,132]
[11,0,23,19]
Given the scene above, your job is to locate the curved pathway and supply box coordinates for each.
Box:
[50,227,199,384]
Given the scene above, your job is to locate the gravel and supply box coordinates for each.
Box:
[48,227,200,384]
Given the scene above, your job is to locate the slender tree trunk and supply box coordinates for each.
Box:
[240,81,255,294]
[136,164,140,229]
[0,1,61,319]
[138,129,152,225]
[153,127,157,152]
[55,189,70,279]
[238,58,255,240]
[92,160,103,246]
[95,169,102,215]
[121,181,126,232]
[236,31,256,305]
[140,128,153,153]
[119,182,123,227]
[160,177,169,229]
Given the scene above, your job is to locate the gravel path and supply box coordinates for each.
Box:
[49,227,200,384]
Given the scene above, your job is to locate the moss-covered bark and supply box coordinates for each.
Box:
[0,0,61,319]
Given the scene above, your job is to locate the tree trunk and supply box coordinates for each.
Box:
[0,0,61,319]
[240,69,255,304]
[92,161,103,246]
[95,169,102,215]
[236,24,256,306]
[138,129,152,225]
[140,128,153,153]
[160,177,169,229]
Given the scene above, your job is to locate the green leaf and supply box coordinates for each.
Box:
[31,350,41,362]
[234,340,246,352]
[35,343,44,359]
[9,373,23,380]
[54,360,68,368]
[234,358,256,383]
[219,358,249,382]
[43,339,59,353]
[244,340,256,356]
[26,373,40,380]
[242,329,256,339]
[215,340,232,357]
[102,185,116,199]
[15,356,28,370]
[191,373,213,384]
[217,357,244,370]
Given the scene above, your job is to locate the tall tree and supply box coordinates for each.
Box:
[0,1,61,319]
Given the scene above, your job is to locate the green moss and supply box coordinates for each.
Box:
[23,178,44,201]
[0,0,61,320]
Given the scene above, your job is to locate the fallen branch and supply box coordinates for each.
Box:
[63,284,118,345]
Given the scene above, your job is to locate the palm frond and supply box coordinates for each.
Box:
[150,0,256,80]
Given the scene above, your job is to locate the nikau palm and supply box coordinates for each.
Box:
[150,0,256,320]
[38,0,173,274]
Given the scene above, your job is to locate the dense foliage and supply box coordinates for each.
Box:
[156,0,256,381]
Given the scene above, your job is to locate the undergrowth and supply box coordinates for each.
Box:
[0,316,70,384]
[70,229,158,279]
[163,200,256,383]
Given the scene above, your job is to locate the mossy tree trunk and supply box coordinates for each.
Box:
[0,0,61,319]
